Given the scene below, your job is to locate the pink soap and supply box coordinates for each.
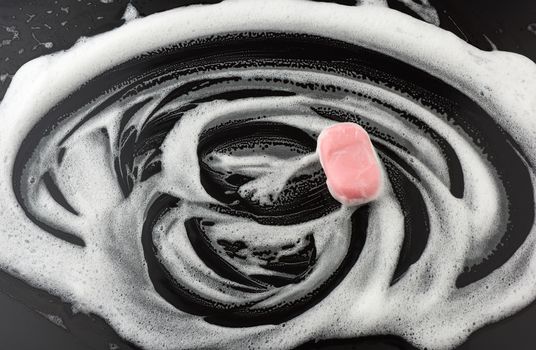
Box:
[317,122,383,206]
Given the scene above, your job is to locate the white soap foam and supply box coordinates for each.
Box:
[395,0,439,25]
[0,1,535,349]
[122,2,139,22]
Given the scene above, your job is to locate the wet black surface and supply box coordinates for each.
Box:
[1,1,536,349]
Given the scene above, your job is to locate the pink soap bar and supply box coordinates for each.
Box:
[317,122,383,206]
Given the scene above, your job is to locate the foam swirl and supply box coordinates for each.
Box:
[1,1,536,349]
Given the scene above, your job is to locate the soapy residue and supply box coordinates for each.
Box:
[0,0,536,349]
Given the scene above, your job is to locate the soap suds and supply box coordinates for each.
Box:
[528,23,536,35]
[0,1,535,350]
[122,2,139,22]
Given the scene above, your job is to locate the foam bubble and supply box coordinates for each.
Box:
[0,1,535,349]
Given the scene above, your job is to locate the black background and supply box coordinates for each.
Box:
[0,0,536,349]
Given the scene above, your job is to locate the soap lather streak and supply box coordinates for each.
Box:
[206,152,320,206]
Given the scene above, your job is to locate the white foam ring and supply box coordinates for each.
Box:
[0,0,536,349]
